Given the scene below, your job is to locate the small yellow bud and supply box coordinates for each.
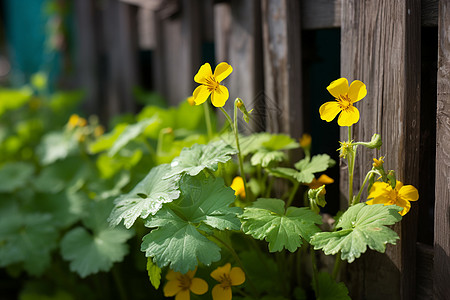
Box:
[187,96,195,106]
[299,133,312,148]
[372,156,384,168]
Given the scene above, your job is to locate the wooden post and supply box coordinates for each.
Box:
[261,0,302,137]
[214,0,263,132]
[74,0,100,116]
[152,0,201,106]
[434,0,450,298]
[340,1,421,299]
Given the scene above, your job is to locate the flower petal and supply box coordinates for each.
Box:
[214,62,233,83]
[317,174,334,185]
[395,197,411,216]
[395,181,403,190]
[212,284,232,300]
[399,185,419,202]
[175,289,190,300]
[164,279,182,297]
[348,80,367,103]
[211,263,231,282]
[190,278,208,295]
[194,63,213,84]
[337,106,360,126]
[230,267,245,286]
[166,270,179,280]
[186,268,197,278]
[319,101,341,122]
[327,78,349,99]
[368,182,391,200]
[193,85,211,105]
[211,85,229,107]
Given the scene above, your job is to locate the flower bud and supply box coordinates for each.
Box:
[235,98,252,123]
[356,134,382,150]
[308,185,327,213]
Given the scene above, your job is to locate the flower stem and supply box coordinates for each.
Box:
[203,102,213,141]
[310,246,320,298]
[332,252,342,280]
[347,126,356,207]
[286,181,300,207]
[353,170,377,205]
[219,107,248,197]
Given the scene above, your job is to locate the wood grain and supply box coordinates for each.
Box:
[214,0,264,132]
[261,0,303,137]
[340,0,421,299]
[434,0,450,298]
[152,0,201,106]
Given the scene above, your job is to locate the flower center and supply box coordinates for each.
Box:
[205,76,220,92]
[177,275,192,290]
[387,188,399,205]
[337,94,352,110]
[219,274,232,289]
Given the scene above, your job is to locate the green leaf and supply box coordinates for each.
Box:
[262,135,299,151]
[293,154,335,183]
[240,198,322,252]
[141,174,240,273]
[310,203,402,262]
[0,88,32,115]
[109,164,181,229]
[251,149,286,167]
[147,257,162,289]
[164,140,237,178]
[314,272,350,300]
[0,162,34,192]
[60,226,133,278]
[37,132,78,165]
[0,209,58,275]
[109,117,158,156]
[88,124,127,154]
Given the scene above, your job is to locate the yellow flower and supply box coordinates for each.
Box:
[319,78,367,126]
[163,268,208,300]
[337,140,354,158]
[306,174,334,190]
[94,125,105,137]
[193,62,233,107]
[187,96,195,106]
[372,156,384,168]
[366,181,419,216]
[68,114,87,129]
[210,263,245,300]
[299,133,312,148]
[230,176,245,198]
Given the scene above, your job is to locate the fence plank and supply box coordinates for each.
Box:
[301,0,341,30]
[340,1,421,299]
[434,1,450,298]
[74,0,100,115]
[213,0,263,132]
[261,0,302,137]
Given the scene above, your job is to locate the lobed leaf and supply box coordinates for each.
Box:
[240,198,322,252]
[109,164,180,229]
[164,140,237,178]
[314,272,351,300]
[141,174,240,273]
[310,203,402,262]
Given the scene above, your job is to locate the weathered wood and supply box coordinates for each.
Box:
[301,0,341,30]
[152,0,201,106]
[100,0,139,116]
[74,0,100,116]
[416,243,433,299]
[261,0,302,137]
[214,0,264,132]
[422,0,438,26]
[434,1,450,298]
[340,1,421,299]
[300,0,436,29]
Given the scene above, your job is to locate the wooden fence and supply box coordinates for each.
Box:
[74,0,448,299]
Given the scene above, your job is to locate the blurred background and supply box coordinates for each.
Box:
[0,0,344,299]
